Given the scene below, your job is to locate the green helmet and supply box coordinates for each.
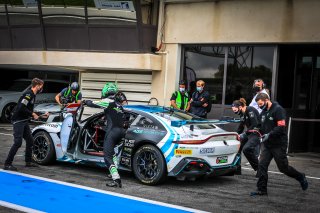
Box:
[101,82,118,99]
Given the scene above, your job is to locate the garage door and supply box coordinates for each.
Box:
[80,71,152,115]
[81,71,152,103]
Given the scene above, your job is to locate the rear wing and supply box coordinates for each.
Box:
[171,119,240,127]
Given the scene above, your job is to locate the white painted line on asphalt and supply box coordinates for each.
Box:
[0,169,209,213]
[0,200,45,213]
[243,167,320,180]
[0,133,12,137]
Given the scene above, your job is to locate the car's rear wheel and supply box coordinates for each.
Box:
[32,131,56,165]
[132,145,167,185]
[1,103,16,123]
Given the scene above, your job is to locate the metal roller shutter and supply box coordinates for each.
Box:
[81,71,152,104]
[80,71,152,117]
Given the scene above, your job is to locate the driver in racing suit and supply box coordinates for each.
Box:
[85,92,129,188]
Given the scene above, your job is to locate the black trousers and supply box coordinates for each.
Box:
[242,134,260,171]
[257,142,303,192]
[5,121,34,165]
[103,127,125,180]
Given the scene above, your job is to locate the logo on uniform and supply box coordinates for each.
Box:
[249,112,254,118]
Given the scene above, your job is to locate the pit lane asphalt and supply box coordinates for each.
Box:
[1,124,320,213]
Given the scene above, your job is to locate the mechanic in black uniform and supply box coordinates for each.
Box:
[3,78,47,171]
[231,98,260,173]
[85,92,129,188]
[251,93,308,196]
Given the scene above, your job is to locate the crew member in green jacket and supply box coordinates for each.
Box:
[170,80,190,111]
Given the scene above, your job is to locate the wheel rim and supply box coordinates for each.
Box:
[33,135,50,161]
[136,150,159,180]
[4,105,15,121]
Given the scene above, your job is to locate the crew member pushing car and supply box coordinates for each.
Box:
[3,78,48,171]
[251,93,308,196]
[231,98,260,174]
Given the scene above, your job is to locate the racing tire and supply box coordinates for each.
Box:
[1,103,16,123]
[132,145,167,185]
[32,131,56,165]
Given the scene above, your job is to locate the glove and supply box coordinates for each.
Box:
[260,133,270,143]
[238,132,248,142]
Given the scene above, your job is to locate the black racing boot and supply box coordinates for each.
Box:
[298,173,308,191]
[106,179,122,188]
[25,162,39,167]
[3,164,18,171]
[250,190,268,196]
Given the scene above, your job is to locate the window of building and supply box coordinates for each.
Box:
[0,1,7,26]
[87,0,136,25]
[6,0,40,25]
[41,0,86,25]
[225,46,273,104]
[183,45,274,106]
[184,46,225,104]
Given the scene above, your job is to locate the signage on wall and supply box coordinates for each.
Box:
[22,0,37,7]
[94,0,135,11]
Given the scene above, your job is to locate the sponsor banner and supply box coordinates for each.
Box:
[94,0,135,11]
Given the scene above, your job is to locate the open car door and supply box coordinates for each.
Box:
[60,103,82,154]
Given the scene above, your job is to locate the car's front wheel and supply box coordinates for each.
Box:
[132,145,167,185]
[32,131,56,165]
[1,103,16,123]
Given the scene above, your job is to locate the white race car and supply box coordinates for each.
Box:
[32,103,241,185]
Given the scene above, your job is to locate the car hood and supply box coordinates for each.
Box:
[0,90,22,96]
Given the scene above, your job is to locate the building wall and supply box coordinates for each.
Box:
[164,0,320,43]
[158,0,320,106]
[0,51,161,71]
[0,50,162,104]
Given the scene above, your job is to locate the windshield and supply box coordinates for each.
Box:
[6,80,30,92]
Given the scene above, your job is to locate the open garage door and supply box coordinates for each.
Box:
[80,71,152,117]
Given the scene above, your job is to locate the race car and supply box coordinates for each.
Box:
[32,103,241,185]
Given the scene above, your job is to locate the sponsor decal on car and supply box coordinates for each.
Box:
[44,123,60,128]
[200,148,215,154]
[124,139,135,147]
[133,129,165,136]
[121,157,131,166]
[216,156,228,164]
[143,125,159,129]
[174,149,192,155]
[123,147,132,153]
